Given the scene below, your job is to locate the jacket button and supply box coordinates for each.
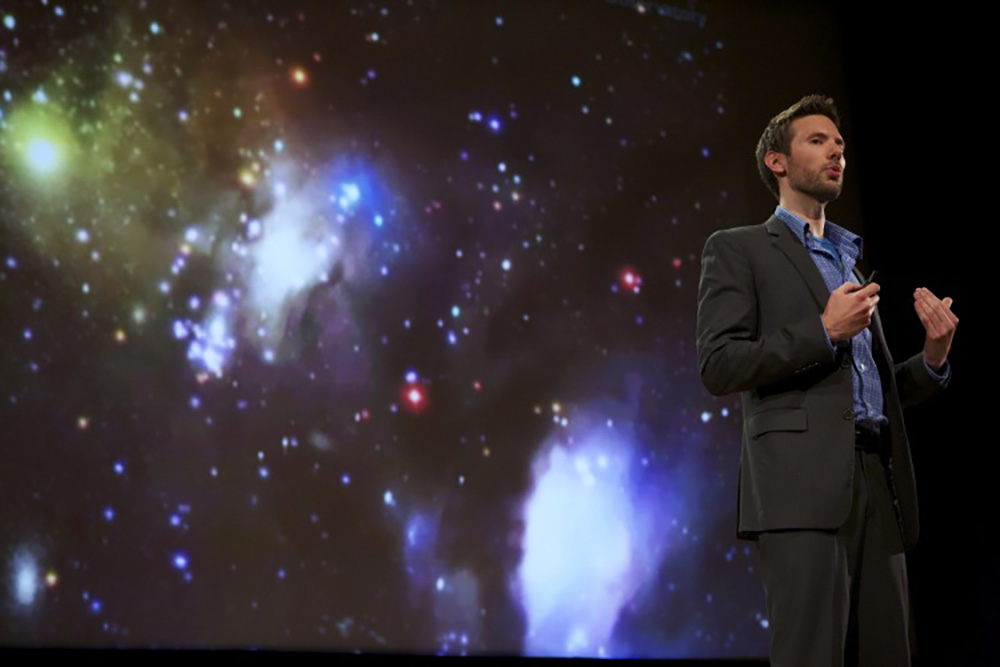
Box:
[841,356,851,369]
[842,409,855,420]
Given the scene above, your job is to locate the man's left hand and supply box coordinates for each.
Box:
[914,287,958,371]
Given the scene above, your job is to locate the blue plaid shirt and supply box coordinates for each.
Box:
[776,207,892,428]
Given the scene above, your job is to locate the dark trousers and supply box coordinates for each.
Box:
[758,444,911,667]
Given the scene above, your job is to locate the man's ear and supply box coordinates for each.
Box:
[765,151,787,179]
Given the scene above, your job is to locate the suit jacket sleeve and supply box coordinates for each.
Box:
[696,229,837,396]
[895,352,950,409]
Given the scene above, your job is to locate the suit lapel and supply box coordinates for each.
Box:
[765,215,830,311]
[851,265,894,369]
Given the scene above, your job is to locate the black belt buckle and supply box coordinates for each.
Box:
[854,423,882,453]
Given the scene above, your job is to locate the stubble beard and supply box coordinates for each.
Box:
[790,165,842,204]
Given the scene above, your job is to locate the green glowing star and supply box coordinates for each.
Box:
[25,137,62,174]
[4,105,75,180]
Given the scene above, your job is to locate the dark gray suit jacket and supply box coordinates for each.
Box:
[695,215,947,551]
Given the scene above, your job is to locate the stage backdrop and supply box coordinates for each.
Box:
[0,0,849,657]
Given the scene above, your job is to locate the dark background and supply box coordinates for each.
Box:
[827,2,982,664]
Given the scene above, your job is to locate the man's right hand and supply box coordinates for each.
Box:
[822,281,879,343]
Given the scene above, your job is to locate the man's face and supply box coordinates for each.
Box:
[782,114,846,203]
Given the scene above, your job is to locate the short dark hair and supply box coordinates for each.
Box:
[755,95,841,200]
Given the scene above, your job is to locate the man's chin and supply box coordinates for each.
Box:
[809,183,842,203]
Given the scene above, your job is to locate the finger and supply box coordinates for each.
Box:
[915,293,943,332]
[934,300,959,327]
[914,287,935,305]
[916,289,958,331]
[861,282,880,296]
[919,286,941,301]
[925,294,957,330]
[917,287,950,317]
[918,295,951,338]
[913,296,940,335]
[841,281,862,294]
[914,288,945,320]
[940,297,959,325]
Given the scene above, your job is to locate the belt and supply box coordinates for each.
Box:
[854,423,883,453]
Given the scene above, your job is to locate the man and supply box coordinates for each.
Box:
[695,95,957,666]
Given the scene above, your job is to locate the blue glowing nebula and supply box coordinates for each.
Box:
[12,549,39,607]
[517,406,674,657]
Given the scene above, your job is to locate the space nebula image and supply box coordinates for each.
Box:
[1,0,767,656]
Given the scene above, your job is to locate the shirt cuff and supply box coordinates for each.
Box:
[820,316,835,354]
[923,359,951,384]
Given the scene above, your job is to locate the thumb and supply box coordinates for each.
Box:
[943,297,954,309]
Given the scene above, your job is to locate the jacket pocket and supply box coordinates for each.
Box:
[749,407,807,438]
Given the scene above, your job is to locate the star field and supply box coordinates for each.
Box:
[1,0,764,656]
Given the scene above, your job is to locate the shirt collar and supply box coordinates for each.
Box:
[775,206,863,261]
